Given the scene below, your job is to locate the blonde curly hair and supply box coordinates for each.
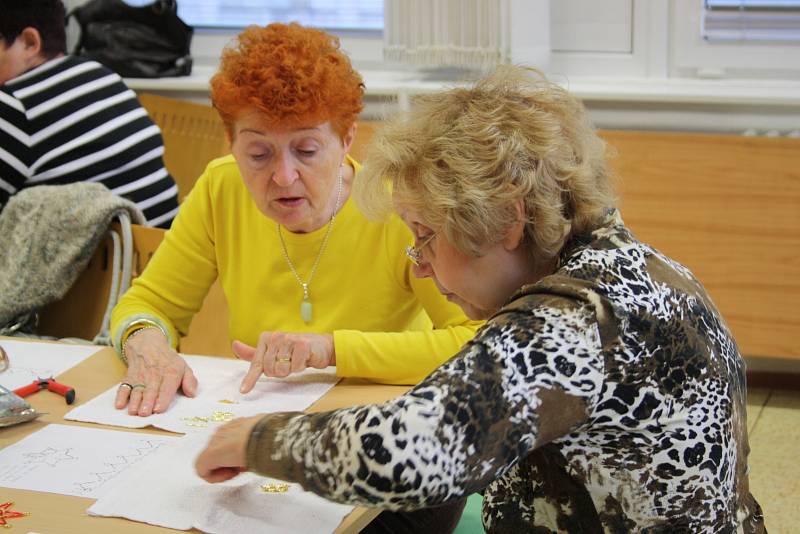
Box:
[355,66,615,266]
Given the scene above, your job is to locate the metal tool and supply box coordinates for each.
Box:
[13,377,76,405]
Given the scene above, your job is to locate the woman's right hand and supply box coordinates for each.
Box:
[234,331,335,394]
[114,328,198,416]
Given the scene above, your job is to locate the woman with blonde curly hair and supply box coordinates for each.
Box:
[196,66,765,532]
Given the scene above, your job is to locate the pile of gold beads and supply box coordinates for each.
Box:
[181,410,235,428]
[260,483,290,493]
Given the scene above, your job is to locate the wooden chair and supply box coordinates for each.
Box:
[130,224,166,277]
[37,231,118,341]
[179,280,231,357]
[137,93,229,202]
[37,221,156,341]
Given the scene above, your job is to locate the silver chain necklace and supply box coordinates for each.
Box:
[277,165,343,324]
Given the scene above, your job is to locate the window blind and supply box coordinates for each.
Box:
[703,0,800,41]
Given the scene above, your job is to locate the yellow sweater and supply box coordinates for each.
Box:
[111,155,482,384]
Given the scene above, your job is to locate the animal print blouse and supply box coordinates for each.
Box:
[247,210,766,533]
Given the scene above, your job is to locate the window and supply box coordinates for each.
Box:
[118,0,384,67]
[546,0,669,78]
[671,0,800,79]
[703,0,800,42]
[174,0,382,31]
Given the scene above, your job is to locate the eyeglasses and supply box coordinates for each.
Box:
[405,233,437,266]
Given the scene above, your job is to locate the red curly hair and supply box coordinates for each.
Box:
[211,23,364,139]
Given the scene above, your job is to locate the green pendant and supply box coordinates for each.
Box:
[301,300,312,323]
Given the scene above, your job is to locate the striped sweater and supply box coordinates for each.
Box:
[0,55,179,228]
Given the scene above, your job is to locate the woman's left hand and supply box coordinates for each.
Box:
[235,332,335,394]
[195,415,263,483]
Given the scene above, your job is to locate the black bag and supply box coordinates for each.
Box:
[69,0,193,78]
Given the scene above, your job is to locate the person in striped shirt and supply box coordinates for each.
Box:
[0,0,179,228]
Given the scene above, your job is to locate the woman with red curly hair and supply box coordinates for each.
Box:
[109,22,477,533]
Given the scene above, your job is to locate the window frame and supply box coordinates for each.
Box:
[671,0,800,79]
[546,0,669,78]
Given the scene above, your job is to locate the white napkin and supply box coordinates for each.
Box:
[0,424,176,499]
[0,339,99,390]
[88,431,354,534]
[65,355,339,433]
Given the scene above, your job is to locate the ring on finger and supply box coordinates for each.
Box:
[131,383,147,389]
[275,356,291,364]
[119,382,133,390]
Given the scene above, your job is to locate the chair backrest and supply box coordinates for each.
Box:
[180,280,232,357]
[137,93,229,202]
[37,231,116,340]
[130,224,167,277]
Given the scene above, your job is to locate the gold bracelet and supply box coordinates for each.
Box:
[121,326,162,364]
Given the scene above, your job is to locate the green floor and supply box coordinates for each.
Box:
[453,494,484,534]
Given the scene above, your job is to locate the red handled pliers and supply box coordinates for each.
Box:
[14,378,76,405]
